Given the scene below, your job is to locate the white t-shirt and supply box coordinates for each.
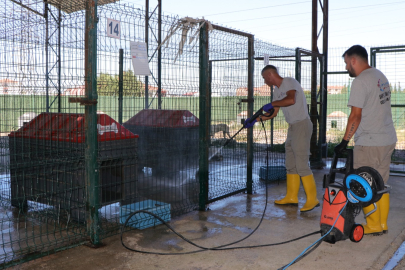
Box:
[273,77,309,124]
[348,67,397,146]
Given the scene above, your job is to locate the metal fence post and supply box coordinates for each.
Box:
[118,49,123,124]
[246,35,254,194]
[295,48,301,83]
[85,0,100,246]
[198,22,209,211]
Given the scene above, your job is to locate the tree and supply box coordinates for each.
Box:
[341,84,348,94]
[347,78,352,94]
[398,82,402,92]
[97,70,143,96]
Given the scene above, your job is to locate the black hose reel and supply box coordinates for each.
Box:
[323,149,390,207]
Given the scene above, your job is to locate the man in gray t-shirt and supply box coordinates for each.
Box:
[245,65,320,213]
[335,45,397,236]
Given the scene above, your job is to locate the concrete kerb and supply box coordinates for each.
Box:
[369,228,405,270]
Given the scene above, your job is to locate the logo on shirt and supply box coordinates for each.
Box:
[377,79,389,92]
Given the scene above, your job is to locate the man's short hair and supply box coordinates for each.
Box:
[342,45,368,61]
[261,65,278,74]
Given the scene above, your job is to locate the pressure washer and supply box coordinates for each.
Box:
[321,149,391,244]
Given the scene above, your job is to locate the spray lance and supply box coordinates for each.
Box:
[222,107,274,147]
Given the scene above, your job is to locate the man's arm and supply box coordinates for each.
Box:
[258,90,295,122]
[343,106,362,141]
[334,106,362,154]
[272,90,296,107]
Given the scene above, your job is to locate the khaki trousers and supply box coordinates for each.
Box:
[353,143,396,183]
[285,118,313,177]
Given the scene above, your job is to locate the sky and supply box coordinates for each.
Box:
[119,0,405,51]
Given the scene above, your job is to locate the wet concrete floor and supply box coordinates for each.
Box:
[14,168,405,270]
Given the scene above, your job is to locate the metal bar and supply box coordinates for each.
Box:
[371,49,405,54]
[145,0,149,109]
[198,22,209,211]
[392,105,405,107]
[310,0,321,167]
[371,45,405,51]
[246,35,254,194]
[208,61,212,146]
[158,0,162,109]
[271,85,274,149]
[85,0,100,246]
[45,2,49,112]
[295,48,301,83]
[370,48,376,67]
[58,7,61,113]
[258,55,297,59]
[211,24,252,37]
[10,0,44,17]
[321,0,328,156]
[298,48,323,58]
[319,57,326,159]
[207,188,247,204]
[210,57,307,62]
[326,71,348,74]
[118,49,123,124]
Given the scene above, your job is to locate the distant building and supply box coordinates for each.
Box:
[182,92,199,97]
[0,79,20,94]
[236,85,271,96]
[65,85,85,96]
[327,111,347,131]
[143,84,167,97]
[327,85,344,95]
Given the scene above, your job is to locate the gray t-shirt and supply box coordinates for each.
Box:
[348,67,397,146]
[273,77,309,124]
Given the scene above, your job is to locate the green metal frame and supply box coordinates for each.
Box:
[198,22,209,211]
[295,48,325,167]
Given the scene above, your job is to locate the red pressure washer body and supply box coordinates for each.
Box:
[320,183,364,243]
[320,150,364,244]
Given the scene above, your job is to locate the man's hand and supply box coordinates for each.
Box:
[263,103,273,113]
[334,139,349,155]
[244,118,257,128]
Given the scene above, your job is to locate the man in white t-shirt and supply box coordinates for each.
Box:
[245,65,320,212]
[335,45,397,235]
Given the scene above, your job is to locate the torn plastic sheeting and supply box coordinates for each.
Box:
[158,17,213,62]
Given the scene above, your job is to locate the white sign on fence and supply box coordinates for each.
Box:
[130,41,151,76]
[106,18,121,39]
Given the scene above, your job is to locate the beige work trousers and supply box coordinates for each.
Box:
[353,143,396,183]
[285,118,313,177]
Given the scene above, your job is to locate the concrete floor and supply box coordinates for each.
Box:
[14,168,405,270]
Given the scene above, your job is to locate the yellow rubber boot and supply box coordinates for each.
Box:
[362,202,383,235]
[274,174,300,205]
[379,193,390,234]
[300,174,320,212]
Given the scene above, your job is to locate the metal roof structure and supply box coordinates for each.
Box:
[46,0,119,14]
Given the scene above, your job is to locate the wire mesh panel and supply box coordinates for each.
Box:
[97,4,202,225]
[0,0,139,267]
[372,46,405,174]
[0,1,88,267]
[324,47,353,161]
[207,28,250,201]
